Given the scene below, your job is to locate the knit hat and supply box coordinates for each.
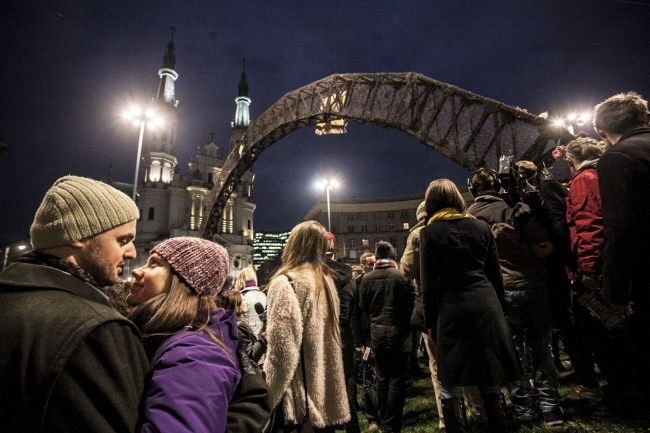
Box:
[416,201,427,222]
[375,241,396,260]
[152,237,229,296]
[30,175,139,250]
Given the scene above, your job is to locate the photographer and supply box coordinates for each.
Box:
[468,168,563,428]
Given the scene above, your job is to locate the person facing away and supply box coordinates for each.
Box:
[217,287,268,364]
[324,231,361,433]
[264,220,350,432]
[468,168,563,428]
[236,265,267,335]
[359,240,415,433]
[0,175,149,433]
[353,251,380,432]
[127,237,240,433]
[420,178,519,433]
[592,91,650,414]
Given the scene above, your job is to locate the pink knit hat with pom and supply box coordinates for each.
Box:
[151,237,229,296]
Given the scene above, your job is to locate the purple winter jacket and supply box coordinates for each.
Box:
[140,308,241,433]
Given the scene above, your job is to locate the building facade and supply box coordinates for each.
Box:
[303,196,423,264]
[131,37,255,274]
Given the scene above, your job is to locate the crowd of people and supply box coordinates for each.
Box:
[0,91,648,433]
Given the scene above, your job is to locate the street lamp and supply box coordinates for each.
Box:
[2,243,27,271]
[315,177,340,231]
[122,105,164,201]
[550,111,591,135]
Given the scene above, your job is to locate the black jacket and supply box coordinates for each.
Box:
[0,262,149,433]
[327,258,356,350]
[420,218,519,387]
[358,266,414,352]
[598,127,650,308]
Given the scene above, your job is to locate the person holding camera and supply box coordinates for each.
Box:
[468,168,563,428]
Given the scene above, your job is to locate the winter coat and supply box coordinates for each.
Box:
[139,308,241,433]
[327,258,356,351]
[264,264,350,428]
[358,265,415,352]
[420,218,520,387]
[241,285,267,335]
[566,160,604,277]
[238,318,267,363]
[0,261,149,433]
[597,127,650,307]
[400,221,426,331]
[468,194,550,288]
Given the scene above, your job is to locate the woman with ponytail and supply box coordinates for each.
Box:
[264,220,350,433]
[127,237,240,433]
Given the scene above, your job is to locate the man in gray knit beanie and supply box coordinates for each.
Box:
[0,175,148,433]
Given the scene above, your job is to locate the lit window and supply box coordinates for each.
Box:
[403,222,410,230]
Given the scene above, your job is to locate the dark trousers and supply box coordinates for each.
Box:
[342,346,360,433]
[504,285,561,421]
[549,279,600,388]
[374,350,409,433]
[360,356,379,424]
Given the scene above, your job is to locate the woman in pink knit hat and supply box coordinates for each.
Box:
[127,237,240,433]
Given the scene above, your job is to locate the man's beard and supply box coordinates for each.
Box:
[78,238,119,287]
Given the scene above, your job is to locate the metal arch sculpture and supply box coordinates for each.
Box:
[203,72,571,239]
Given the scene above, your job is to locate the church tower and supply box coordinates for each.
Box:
[143,31,179,186]
[220,59,255,272]
[135,32,182,254]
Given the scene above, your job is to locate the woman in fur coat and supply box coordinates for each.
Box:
[264,220,351,433]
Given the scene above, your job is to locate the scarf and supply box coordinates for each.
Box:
[245,280,257,288]
[373,258,397,269]
[427,207,474,225]
[19,250,100,287]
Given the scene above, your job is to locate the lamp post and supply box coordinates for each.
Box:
[2,243,27,271]
[122,106,163,201]
[551,111,592,136]
[315,177,340,231]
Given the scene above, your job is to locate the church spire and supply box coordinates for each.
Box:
[156,28,179,106]
[233,58,251,128]
[238,58,249,97]
[162,28,176,69]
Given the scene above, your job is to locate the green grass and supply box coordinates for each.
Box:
[348,375,649,433]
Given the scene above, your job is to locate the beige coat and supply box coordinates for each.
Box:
[264,264,351,428]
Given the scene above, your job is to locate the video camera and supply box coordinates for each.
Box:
[497,155,543,208]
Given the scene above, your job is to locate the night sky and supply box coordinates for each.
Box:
[1,0,649,246]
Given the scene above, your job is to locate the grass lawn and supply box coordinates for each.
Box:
[351,374,650,433]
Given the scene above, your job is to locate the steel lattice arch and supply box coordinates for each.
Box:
[203,72,571,239]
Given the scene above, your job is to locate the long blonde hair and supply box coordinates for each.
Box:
[129,274,228,351]
[271,220,340,344]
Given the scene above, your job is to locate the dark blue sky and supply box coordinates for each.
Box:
[1,0,649,245]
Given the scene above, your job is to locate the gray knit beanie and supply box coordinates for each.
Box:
[30,175,139,249]
[151,237,230,296]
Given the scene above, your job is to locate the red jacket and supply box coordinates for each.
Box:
[565,161,604,277]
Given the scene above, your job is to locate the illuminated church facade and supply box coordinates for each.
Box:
[131,36,255,273]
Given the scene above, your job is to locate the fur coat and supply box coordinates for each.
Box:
[264,264,351,428]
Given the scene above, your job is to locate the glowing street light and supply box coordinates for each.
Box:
[314,177,340,231]
[121,105,164,201]
[550,111,591,135]
[2,243,27,271]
